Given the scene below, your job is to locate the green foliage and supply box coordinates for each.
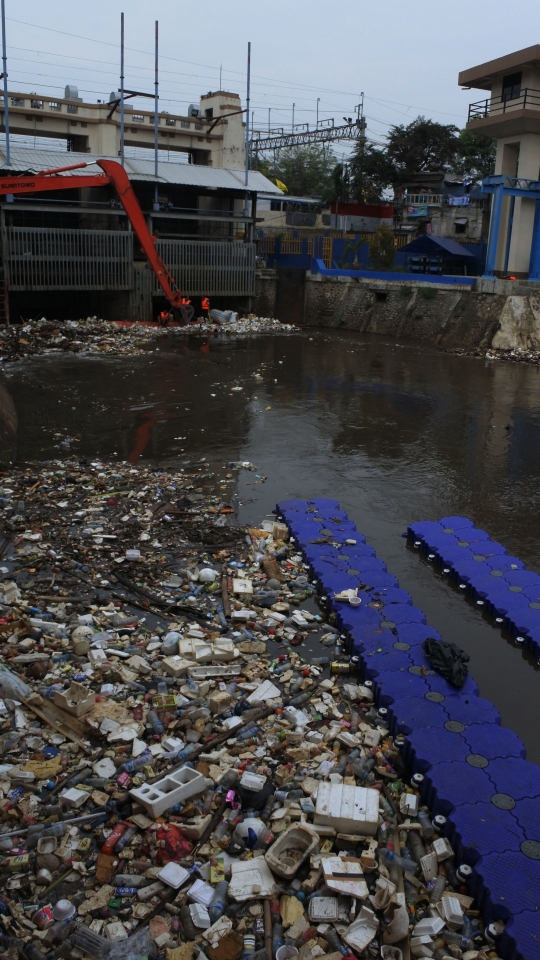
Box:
[420,286,438,299]
[368,224,396,270]
[349,143,395,202]
[454,129,496,183]
[252,145,337,200]
[350,116,494,197]
[400,284,413,297]
[386,116,459,183]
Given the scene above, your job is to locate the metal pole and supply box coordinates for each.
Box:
[1,0,10,171]
[120,12,125,166]
[244,40,251,220]
[153,20,159,211]
[292,103,295,132]
[268,107,271,133]
[316,97,320,128]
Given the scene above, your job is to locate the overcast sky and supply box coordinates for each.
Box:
[3,0,539,159]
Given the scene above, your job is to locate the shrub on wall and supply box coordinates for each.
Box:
[368,224,396,270]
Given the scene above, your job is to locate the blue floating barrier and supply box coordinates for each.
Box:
[500,910,540,960]
[488,758,540,801]
[424,759,494,814]
[448,800,525,865]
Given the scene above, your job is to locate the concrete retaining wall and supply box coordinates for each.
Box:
[253,269,540,350]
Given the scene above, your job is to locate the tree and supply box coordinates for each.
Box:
[453,129,496,183]
[368,224,396,270]
[386,116,459,183]
[349,143,395,202]
[252,144,337,200]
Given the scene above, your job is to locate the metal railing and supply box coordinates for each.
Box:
[404,194,443,205]
[468,88,540,121]
[3,227,133,291]
[258,238,275,254]
[155,240,255,296]
[280,238,303,255]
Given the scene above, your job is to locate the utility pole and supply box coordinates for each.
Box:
[316,97,320,128]
[292,103,295,132]
[153,20,159,211]
[268,107,271,133]
[120,12,125,166]
[1,0,10,170]
[243,41,251,219]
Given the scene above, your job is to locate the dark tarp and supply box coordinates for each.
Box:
[422,637,470,688]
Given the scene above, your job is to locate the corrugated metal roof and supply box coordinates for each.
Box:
[0,146,281,193]
[402,235,476,257]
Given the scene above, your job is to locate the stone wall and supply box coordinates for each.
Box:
[253,269,540,350]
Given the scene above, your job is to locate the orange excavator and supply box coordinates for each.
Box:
[0,158,196,325]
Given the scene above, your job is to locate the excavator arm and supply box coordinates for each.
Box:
[0,159,194,324]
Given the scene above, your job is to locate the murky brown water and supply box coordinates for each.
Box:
[7,329,540,760]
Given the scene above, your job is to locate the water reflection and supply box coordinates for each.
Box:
[5,329,540,760]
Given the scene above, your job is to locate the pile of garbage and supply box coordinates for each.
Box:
[484,347,540,365]
[0,458,500,960]
[0,316,296,363]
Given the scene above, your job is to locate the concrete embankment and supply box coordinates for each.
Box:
[254,269,540,351]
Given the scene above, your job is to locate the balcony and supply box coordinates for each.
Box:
[467,88,540,137]
[404,194,443,205]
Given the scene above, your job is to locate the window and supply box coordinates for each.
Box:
[132,114,144,123]
[49,101,61,111]
[454,222,467,234]
[10,97,24,107]
[205,107,213,119]
[67,104,78,115]
[165,117,176,127]
[270,200,282,211]
[502,72,522,102]
[195,123,202,130]
[30,99,43,109]
[181,120,190,128]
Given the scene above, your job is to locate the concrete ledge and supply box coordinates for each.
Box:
[476,277,540,296]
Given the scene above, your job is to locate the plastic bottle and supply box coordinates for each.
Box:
[272,923,283,958]
[381,848,417,874]
[260,795,276,823]
[442,930,474,951]
[429,874,446,903]
[147,709,164,736]
[213,820,230,842]
[311,657,329,665]
[254,826,274,849]
[208,881,228,924]
[101,823,128,855]
[417,810,434,838]
[180,905,197,940]
[324,929,346,955]
[408,830,426,864]
[161,631,180,656]
[236,726,260,741]
[119,750,152,775]
[0,666,31,701]
[216,769,239,794]
[114,825,136,853]
[242,927,255,960]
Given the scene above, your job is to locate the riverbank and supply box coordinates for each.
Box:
[254,269,540,361]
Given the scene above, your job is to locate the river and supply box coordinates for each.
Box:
[6,329,540,760]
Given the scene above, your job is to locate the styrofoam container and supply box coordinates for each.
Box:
[309,896,339,921]
[130,766,208,818]
[157,862,190,889]
[433,836,453,861]
[190,903,211,929]
[229,858,277,901]
[399,793,419,816]
[188,879,215,907]
[265,824,319,879]
[240,771,267,792]
[413,917,445,938]
[438,895,463,930]
[314,782,379,835]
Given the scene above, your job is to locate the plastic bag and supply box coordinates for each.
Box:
[422,638,470,688]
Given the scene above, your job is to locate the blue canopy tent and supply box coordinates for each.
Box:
[397,235,477,276]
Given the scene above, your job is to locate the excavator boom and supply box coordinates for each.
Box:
[0,158,194,323]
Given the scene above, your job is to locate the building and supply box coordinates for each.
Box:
[1,86,246,168]
[0,146,280,321]
[459,45,540,277]
[396,173,488,242]
[327,201,394,233]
